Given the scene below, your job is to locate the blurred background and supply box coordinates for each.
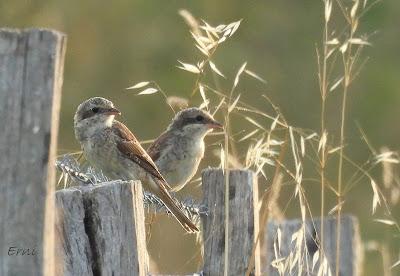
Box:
[1,0,399,274]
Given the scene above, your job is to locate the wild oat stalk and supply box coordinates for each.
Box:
[123,5,388,274]
[316,0,374,273]
[176,13,246,276]
[334,1,370,274]
[317,0,333,257]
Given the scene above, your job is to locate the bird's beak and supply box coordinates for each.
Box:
[208,119,224,130]
[103,107,121,116]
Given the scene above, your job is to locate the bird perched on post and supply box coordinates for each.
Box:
[74,97,199,233]
[148,108,223,192]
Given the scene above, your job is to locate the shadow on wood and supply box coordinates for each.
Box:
[55,189,93,276]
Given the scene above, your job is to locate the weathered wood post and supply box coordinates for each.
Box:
[55,181,149,276]
[264,215,362,275]
[0,28,66,275]
[201,168,261,276]
[55,189,93,276]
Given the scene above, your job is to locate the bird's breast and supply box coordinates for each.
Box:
[156,138,205,189]
[82,135,122,177]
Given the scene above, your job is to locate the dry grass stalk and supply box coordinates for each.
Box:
[117,4,400,275]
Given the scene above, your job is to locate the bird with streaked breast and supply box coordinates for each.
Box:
[148,108,223,192]
[74,97,199,233]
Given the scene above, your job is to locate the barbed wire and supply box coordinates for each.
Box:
[55,154,208,220]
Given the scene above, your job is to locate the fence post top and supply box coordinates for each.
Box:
[202,167,255,175]
[0,28,66,36]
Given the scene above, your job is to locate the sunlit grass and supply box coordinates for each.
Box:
[58,1,399,274]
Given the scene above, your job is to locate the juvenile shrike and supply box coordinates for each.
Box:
[148,108,223,192]
[74,97,199,233]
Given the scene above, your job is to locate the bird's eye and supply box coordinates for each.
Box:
[196,115,204,122]
[91,107,99,113]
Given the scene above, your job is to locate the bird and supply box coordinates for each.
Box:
[74,97,199,233]
[148,107,223,192]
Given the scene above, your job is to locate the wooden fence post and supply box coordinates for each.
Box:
[201,168,261,276]
[55,181,149,276]
[54,164,363,276]
[0,28,66,275]
[55,189,93,276]
[264,215,362,275]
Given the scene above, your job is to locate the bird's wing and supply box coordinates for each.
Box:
[112,120,171,189]
[147,131,170,161]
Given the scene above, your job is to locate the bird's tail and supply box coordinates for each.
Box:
[154,180,199,233]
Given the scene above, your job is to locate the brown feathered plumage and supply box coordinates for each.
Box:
[74,97,198,233]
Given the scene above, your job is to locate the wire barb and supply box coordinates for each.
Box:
[55,154,208,219]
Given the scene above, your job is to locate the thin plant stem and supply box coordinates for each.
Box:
[336,79,348,276]
[319,0,330,256]
[244,130,289,276]
[320,100,326,252]
[336,0,358,268]
[190,47,218,97]
[223,113,230,276]
[222,62,243,276]
[336,0,359,272]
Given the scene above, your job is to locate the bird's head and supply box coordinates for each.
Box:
[168,107,223,138]
[74,97,121,141]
